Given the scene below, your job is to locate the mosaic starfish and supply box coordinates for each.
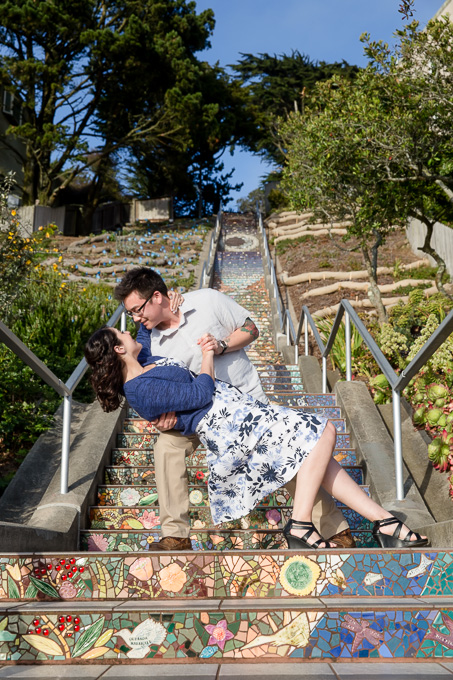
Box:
[425,612,453,650]
[341,614,384,654]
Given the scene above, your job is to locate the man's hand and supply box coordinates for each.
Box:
[197,333,222,354]
[150,411,177,431]
[168,290,184,314]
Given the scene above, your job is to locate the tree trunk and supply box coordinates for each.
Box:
[415,213,453,300]
[361,244,388,323]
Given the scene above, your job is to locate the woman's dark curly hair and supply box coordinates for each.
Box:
[84,327,124,412]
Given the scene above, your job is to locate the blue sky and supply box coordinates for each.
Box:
[194,0,443,207]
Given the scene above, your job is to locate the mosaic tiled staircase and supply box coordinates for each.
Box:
[0,214,450,665]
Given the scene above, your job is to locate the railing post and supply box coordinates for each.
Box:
[120,311,127,332]
[345,311,352,382]
[61,394,72,495]
[304,317,309,356]
[322,356,327,394]
[392,388,405,500]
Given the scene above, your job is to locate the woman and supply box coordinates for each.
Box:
[84,326,429,550]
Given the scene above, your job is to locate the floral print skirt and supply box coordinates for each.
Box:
[195,380,329,524]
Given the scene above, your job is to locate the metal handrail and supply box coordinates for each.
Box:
[295,302,453,501]
[258,208,453,501]
[0,306,127,495]
[257,212,284,327]
[199,209,222,289]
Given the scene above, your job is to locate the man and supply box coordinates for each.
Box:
[115,268,355,549]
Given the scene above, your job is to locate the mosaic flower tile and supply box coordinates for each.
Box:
[117,433,159,448]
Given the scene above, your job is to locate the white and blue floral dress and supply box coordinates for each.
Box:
[194,374,329,525]
[127,357,329,526]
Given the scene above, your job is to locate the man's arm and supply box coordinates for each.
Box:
[197,317,259,356]
[137,323,152,366]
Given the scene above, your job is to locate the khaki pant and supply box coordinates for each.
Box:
[154,430,349,539]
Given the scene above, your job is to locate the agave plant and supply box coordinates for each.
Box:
[316,317,367,374]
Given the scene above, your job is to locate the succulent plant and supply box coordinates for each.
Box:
[428,437,451,472]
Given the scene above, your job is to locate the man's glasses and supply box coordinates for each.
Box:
[123,295,152,318]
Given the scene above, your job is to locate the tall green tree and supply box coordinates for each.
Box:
[280,14,453,318]
[127,62,250,215]
[0,0,214,211]
[280,74,411,323]
[233,51,359,165]
[359,16,453,293]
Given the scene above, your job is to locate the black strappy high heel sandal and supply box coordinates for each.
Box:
[372,517,429,548]
[283,519,336,550]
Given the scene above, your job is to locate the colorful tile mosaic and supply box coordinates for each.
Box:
[89,505,370,532]
[0,605,450,662]
[96,484,370,508]
[104,464,362,487]
[0,550,444,602]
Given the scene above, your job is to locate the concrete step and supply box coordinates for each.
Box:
[88,503,370,532]
[80,527,376,552]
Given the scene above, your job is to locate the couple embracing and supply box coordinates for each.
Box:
[85,267,428,552]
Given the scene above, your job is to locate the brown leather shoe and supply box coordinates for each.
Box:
[147,536,192,551]
[328,528,356,549]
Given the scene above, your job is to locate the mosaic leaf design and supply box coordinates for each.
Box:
[95,629,114,647]
[138,493,158,506]
[72,616,105,658]
[126,518,144,530]
[7,575,19,599]
[28,575,59,599]
[113,561,125,594]
[22,634,63,656]
[0,617,7,631]
[0,631,16,642]
[81,646,111,659]
[93,562,114,597]
[24,583,38,598]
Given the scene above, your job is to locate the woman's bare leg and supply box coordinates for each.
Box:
[289,419,427,545]
[289,421,338,547]
[320,457,427,542]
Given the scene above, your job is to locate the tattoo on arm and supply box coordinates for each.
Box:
[240,317,259,339]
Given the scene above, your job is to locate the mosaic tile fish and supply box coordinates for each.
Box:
[363,571,384,586]
[406,554,434,579]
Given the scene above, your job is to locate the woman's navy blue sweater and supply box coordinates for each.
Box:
[123,358,215,435]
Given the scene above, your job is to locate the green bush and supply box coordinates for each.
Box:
[0,268,118,492]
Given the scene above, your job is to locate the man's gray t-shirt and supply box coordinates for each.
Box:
[149,289,267,402]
